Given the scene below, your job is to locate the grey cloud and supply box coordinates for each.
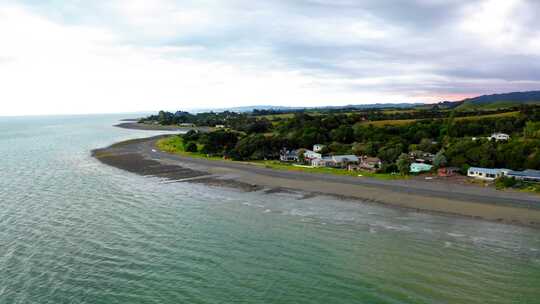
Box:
[14,0,540,100]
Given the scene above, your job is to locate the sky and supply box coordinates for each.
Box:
[1,0,540,116]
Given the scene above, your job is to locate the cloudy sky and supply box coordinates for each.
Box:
[1,0,539,116]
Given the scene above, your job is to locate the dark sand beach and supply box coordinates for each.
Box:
[93,135,540,228]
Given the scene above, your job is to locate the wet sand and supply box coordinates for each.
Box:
[93,135,540,228]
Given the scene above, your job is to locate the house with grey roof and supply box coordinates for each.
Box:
[506,169,540,182]
[467,167,509,180]
[312,155,359,168]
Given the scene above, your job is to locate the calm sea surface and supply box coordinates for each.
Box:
[0,115,539,304]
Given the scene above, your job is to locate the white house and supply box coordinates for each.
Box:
[488,133,510,141]
[280,149,298,162]
[467,167,509,180]
[215,124,225,129]
[312,155,359,168]
[313,144,326,153]
[303,150,322,161]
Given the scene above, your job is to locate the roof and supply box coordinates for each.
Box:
[362,157,381,163]
[331,155,359,162]
[468,167,508,174]
[507,169,540,178]
[411,163,432,168]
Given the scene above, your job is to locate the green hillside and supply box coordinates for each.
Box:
[456,91,540,110]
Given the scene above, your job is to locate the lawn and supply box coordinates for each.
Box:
[156,136,223,161]
[251,161,407,180]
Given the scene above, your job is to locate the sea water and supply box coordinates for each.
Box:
[0,115,539,303]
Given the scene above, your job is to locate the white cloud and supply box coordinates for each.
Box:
[0,5,403,116]
[0,1,539,116]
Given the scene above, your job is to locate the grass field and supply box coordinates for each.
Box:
[364,119,418,127]
[156,136,223,161]
[362,111,520,127]
[454,111,519,121]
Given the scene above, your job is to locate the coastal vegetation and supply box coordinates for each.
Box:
[144,92,540,191]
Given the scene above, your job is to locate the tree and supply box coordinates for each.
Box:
[433,149,447,168]
[524,121,540,139]
[418,138,434,153]
[396,153,412,175]
[377,143,404,163]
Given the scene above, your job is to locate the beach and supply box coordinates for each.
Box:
[93,135,540,228]
[115,122,213,132]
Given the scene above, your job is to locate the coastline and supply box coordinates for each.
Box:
[115,122,213,132]
[93,135,540,228]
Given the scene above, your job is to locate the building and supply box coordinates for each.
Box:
[312,155,359,168]
[311,157,332,167]
[313,144,326,153]
[179,123,196,127]
[409,150,435,164]
[215,124,225,129]
[410,163,433,173]
[488,133,510,141]
[359,156,382,172]
[437,167,460,177]
[279,149,298,162]
[467,167,509,180]
[506,169,540,182]
[303,150,322,163]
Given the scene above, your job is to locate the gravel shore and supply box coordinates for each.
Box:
[93,135,540,228]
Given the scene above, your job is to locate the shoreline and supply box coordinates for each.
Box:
[115,122,213,132]
[93,135,540,228]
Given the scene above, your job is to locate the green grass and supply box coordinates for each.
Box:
[156,136,223,161]
[453,111,519,121]
[363,119,418,127]
[456,101,537,111]
[156,136,406,180]
[253,161,407,180]
[361,111,520,127]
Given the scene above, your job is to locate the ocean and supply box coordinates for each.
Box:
[0,115,539,303]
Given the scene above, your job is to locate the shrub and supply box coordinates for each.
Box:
[185,142,198,152]
[495,176,517,189]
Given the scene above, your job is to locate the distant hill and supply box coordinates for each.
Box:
[455,91,540,110]
[196,102,424,113]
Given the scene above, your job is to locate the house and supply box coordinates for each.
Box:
[359,156,382,172]
[506,169,540,182]
[467,167,509,180]
[313,144,326,153]
[409,150,435,164]
[331,155,359,168]
[438,167,460,177]
[179,123,196,127]
[303,150,322,163]
[215,124,225,129]
[312,155,359,168]
[311,157,332,167]
[410,163,433,173]
[280,149,298,162]
[488,133,510,141]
